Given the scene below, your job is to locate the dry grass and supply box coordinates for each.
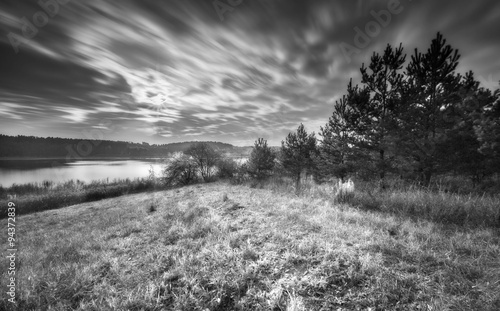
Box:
[1,181,499,310]
[261,176,500,228]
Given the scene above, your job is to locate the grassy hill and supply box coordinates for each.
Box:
[1,182,499,310]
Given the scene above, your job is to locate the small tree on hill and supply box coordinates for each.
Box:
[315,94,358,183]
[163,152,198,186]
[280,123,317,191]
[248,138,275,180]
[185,142,221,182]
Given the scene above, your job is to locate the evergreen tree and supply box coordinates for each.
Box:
[441,72,498,184]
[402,32,462,185]
[358,43,407,187]
[315,89,361,183]
[247,138,276,180]
[280,123,317,191]
[475,83,500,161]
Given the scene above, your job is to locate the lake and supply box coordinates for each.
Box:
[0,159,165,187]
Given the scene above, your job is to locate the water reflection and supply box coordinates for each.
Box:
[0,159,164,187]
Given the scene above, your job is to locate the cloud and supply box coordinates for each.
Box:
[0,0,499,145]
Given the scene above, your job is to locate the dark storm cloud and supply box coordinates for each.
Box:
[0,0,499,145]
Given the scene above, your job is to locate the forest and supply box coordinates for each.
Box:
[0,134,240,159]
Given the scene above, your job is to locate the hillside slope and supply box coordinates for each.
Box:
[1,182,499,310]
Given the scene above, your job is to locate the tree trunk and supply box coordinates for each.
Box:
[379,149,386,190]
[422,162,433,187]
[295,173,301,193]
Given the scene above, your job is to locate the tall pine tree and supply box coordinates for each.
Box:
[358,43,407,187]
[403,32,462,185]
[315,81,370,182]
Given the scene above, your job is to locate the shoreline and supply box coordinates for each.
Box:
[0,155,247,161]
[0,157,166,161]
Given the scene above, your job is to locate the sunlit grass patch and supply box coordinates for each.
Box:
[335,178,355,204]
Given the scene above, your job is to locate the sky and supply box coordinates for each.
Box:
[0,0,499,146]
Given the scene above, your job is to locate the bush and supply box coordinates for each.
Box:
[185,143,222,182]
[230,163,250,185]
[163,152,199,186]
[84,185,126,201]
[335,179,355,203]
[217,157,238,178]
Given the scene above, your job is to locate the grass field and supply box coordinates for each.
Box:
[1,181,500,310]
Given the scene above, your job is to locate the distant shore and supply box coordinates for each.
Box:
[0,155,247,161]
[0,157,166,161]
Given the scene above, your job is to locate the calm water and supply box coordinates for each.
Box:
[0,159,165,187]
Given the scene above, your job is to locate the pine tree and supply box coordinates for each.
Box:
[280,123,317,191]
[402,32,462,185]
[441,72,498,184]
[315,82,369,183]
[475,83,500,160]
[248,138,276,180]
[473,82,500,182]
[358,43,407,187]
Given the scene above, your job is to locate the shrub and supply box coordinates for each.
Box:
[185,143,222,182]
[230,163,250,185]
[148,200,158,213]
[217,157,238,178]
[163,152,199,186]
[334,179,355,203]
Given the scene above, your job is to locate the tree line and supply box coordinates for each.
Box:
[277,32,500,189]
[0,135,237,158]
[205,32,498,191]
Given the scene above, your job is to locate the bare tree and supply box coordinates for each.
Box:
[185,142,221,182]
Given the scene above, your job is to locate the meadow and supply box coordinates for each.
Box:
[1,178,499,310]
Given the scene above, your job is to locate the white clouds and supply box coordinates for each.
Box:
[55,107,94,123]
[2,0,498,145]
[46,1,328,143]
[0,103,24,120]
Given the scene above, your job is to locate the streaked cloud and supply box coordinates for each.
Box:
[0,0,499,145]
